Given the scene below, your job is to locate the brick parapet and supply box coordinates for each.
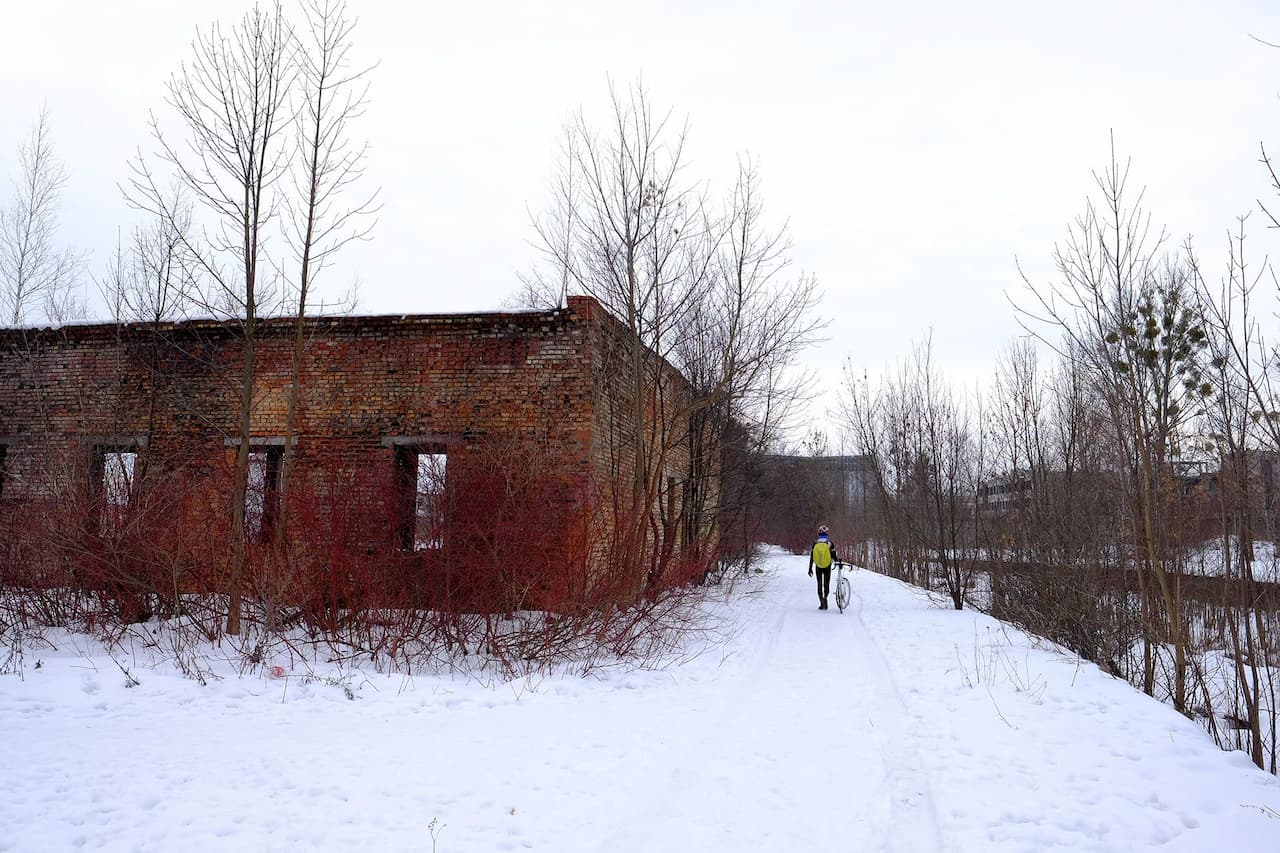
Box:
[0,302,600,503]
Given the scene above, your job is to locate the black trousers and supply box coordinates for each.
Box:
[814,566,831,602]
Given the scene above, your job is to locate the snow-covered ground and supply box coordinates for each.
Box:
[3,550,1280,852]
[1187,538,1280,584]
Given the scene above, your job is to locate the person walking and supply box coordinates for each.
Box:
[808,525,838,610]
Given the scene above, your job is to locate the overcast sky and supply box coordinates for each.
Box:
[4,1,1280,443]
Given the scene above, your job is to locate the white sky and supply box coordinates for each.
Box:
[4,1,1280,441]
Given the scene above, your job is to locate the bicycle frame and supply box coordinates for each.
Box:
[833,560,852,614]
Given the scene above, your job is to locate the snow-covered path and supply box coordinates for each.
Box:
[594,568,920,852]
[3,551,1280,851]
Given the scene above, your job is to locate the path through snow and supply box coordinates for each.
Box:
[3,551,1280,851]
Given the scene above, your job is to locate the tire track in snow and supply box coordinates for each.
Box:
[846,578,944,853]
[588,575,791,851]
[593,566,891,851]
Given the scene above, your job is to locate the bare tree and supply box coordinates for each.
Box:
[980,336,1139,671]
[1015,136,1211,710]
[0,108,83,325]
[528,82,822,588]
[529,79,714,589]
[1189,216,1280,771]
[275,0,378,545]
[983,339,1044,613]
[127,2,298,634]
[516,130,580,311]
[677,157,822,574]
[99,186,195,326]
[841,363,909,582]
[841,337,982,608]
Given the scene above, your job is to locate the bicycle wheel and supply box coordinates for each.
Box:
[835,575,850,613]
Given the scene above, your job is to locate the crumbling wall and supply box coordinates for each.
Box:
[0,303,602,610]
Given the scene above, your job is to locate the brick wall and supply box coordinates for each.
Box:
[3,309,596,468]
[571,295,701,590]
[0,301,607,605]
[0,294,712,609]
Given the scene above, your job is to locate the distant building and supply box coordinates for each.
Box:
[976,472,1032,515]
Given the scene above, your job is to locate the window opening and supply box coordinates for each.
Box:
[246,446,283,544]
[95,447,139,533]
[395,444,447,551]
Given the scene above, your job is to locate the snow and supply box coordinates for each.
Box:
[1186,538,1280,584]
[3,550,1280,852]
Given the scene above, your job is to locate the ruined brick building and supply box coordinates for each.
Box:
[0,295,704,613]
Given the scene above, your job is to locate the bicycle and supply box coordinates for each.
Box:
[833,560,853,614]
